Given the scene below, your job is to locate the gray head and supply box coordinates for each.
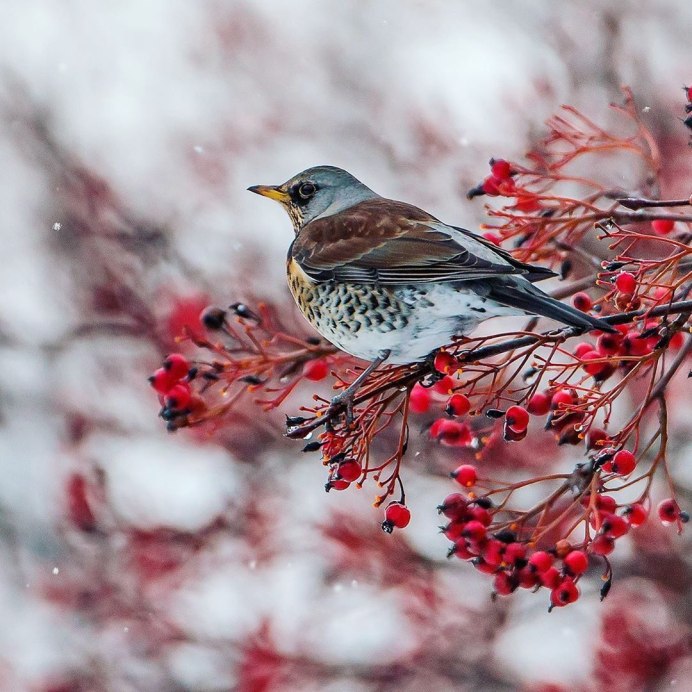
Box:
[248,165,378,232]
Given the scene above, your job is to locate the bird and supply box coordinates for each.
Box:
[248,166,613,400]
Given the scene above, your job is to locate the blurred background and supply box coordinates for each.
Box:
[0,1,690,690]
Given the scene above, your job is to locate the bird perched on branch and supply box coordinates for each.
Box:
[249,166,613,394]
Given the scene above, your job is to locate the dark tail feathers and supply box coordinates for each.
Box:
[479,278,616,333]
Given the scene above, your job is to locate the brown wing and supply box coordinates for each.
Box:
[290,198,553,284]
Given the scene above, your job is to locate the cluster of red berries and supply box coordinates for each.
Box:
[572,321,681,382]
[436,485,688,608]
[410,349,544,446]
[438,491,595,608]
[466,158,542,216]
[149,353,199,429]
[409,351,477,447]
[467,158,517,199]
[324,453,363,492]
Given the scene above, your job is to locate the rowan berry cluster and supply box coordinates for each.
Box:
[149,353,199,428]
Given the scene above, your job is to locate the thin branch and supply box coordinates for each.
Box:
[616,196,691,210]
[286,300,692,438]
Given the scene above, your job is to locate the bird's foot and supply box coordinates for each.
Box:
[327,349,391,427]
[329,390,355,425]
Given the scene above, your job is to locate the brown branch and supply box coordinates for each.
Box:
[616,196,691,210]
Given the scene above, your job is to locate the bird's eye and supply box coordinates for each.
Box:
[297,181,317,199]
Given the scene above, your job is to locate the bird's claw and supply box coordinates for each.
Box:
[329,392,355,425]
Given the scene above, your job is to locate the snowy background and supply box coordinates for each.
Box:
[0,1,690,690]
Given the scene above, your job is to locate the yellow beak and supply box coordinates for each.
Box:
[247,184,290,203]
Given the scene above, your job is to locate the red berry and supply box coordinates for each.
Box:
[598,495,618,513]
[528,550,554,573]
[573,342,593,359]
[482,539,505,566]
[669,331,684,350]
[657,498,681,525]
[493,570,516,596]
[409,383,432,414]
[527,392,551,416]
[514,194,541,213]
[498,177,516,195]
[590,534,615,555]
[446,393,471,417]
[550,577,580,607]
[503,542,526,565]
[462,520,487,542]
[600,512,629,538]
[482,232,502,246]
[481,176,501,196]
[615,271,637,295]
[451,464,477,488]
[163,353,190,380]
[382,502,411,532]
[610,449,636,476]
[490,158,512,179]
[469,505,492,526]
[327,479,350,491]
[438,493,468,520]
[572,292,593,312]
[580,349,607,376]
[149,367,178,395]
[303,359,329,381]
[551,389,575,409]
[505,405,529,433]
[625,503,649,527]
[451,540,475,560]
[583,493,617,513]
[164,383,192,410]
[597,333,622,355]
[473,557,496,574]
[653,287,672,303]
[433,375,456,395]
[433,351,457,375]
[517,567,540,589]
[430,419,473,447]
[540,566,562,589]
[563,550,589,575]
[336,459,362,483]
[623,331,652,356]
[651,219,675,235]
[442,521,466,542]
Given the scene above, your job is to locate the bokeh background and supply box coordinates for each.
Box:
[0,1,690,690]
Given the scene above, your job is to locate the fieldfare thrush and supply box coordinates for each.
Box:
[249,166,612,389]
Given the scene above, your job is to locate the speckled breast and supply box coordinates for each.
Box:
[286,258,412,345]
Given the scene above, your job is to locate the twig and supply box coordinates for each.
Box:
[616,196,691,210]
[286,299,692,438]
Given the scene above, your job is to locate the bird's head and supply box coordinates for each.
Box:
[248,165,377,232]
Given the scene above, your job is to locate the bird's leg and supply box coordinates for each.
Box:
[330,349,391,423]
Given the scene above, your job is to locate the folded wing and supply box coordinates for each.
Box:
[291,198,556,285]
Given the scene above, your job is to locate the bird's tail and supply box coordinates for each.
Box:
[479,278,616,333]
